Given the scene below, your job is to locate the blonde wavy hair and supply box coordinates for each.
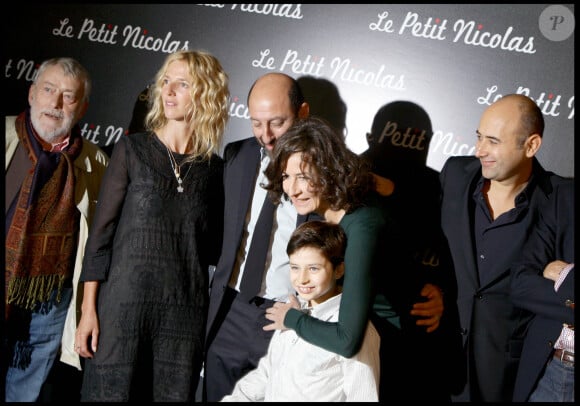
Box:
[145,50,230,160]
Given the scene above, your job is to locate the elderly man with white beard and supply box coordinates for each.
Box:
[4,57,108,402]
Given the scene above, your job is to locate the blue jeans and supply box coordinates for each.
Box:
[5,287,73,402]
[529,355,575,402]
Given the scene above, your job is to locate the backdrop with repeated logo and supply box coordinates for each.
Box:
[2,4,575,177]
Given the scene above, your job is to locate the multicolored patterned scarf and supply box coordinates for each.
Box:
[5,110,82,319]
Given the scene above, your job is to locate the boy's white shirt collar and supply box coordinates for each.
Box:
[297,293,342,321]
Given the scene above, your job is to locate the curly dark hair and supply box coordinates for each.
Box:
[263,116,374,213]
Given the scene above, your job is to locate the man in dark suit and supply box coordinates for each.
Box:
[203,72,310,401]
[510,179,574,402]
[439,94,570,402]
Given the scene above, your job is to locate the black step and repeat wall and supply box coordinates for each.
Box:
[2,4,575,177]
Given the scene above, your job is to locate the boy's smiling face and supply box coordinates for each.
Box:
[289,246,343,307]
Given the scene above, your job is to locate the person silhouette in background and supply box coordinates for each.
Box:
[297,75,347,138]
[360,101,465,401]
[127,86,150,135]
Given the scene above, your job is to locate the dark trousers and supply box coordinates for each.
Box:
[204,288,275,402]
[372,312,462,403]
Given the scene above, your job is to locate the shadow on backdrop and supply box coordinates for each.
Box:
[127,86,151,136]
[361,100,433,180]
[297,76,347,138]
[361,100,466,402]
[100,85,150,158]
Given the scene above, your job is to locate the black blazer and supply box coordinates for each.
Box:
[510,179,575,401]
[439,155,570,401]
[205,137,312,345]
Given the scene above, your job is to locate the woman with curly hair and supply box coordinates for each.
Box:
[262,116,399,371]
[75,50,229,401]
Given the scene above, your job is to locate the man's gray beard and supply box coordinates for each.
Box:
[30,106,75,144]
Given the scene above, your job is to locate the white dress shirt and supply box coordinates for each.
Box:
[554,263,574,352]
[230,148,297,301]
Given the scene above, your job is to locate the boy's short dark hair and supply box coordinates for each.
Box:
[287,220,346,268]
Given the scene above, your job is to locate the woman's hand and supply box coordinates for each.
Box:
[263,294,300,331]
[75,310,100,358]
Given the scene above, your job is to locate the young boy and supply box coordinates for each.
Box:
[221,221,380,401]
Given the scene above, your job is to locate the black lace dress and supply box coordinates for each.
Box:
[79,132,224,401]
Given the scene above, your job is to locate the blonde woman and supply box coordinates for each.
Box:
[75,50,229,402]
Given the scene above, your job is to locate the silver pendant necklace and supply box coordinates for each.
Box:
[164,144,192,193]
